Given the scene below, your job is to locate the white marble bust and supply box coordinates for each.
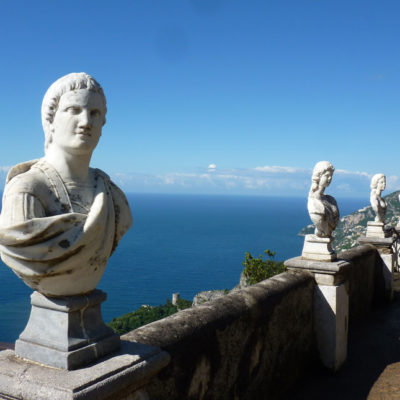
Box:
[307,161,339,238]
[370,173,387,223]
[0,73,132,296]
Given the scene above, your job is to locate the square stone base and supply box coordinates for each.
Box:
[366,221,391,238]
[302,234,337,262]
[0,341,170,400]
[15,290,120,370]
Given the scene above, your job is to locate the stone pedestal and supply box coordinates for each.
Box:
[366,221,391,238]
[0,340,170,400]
[302,234,337,262]
[15,290,120,370]
[285,257,351,371]
[359,235,396,301]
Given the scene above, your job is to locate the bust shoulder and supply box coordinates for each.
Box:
[4,160,69,216]
[5,161,49,197]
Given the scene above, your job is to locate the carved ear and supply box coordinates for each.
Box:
[44,122,53,148]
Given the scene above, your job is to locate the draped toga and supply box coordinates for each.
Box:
[0,159,132,296]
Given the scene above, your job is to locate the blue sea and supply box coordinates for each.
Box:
[0,193,368,342]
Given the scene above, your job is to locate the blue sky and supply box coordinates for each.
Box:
[0,0,399,197]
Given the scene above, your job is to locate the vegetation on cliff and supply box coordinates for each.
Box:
[299,190,400,252]
[109,249,286,334]
[107,298,192,335]
[242,249,286,285]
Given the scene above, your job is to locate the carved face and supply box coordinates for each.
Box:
[377,177,386,191]
[319,170,332,189]
[50,89,105,156]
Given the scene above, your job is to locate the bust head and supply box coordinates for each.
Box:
[310,161,335,193]
[41,73,107,153]
[370,173,386,191]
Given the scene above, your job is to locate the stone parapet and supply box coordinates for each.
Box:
[0,341,170,400]
[284,256,351,285]
[124,271,315,400]
[285,257,351,371]
[359,235,397,301]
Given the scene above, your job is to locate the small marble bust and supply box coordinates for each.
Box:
[370,173,387,223]
[0,73,132,296]
[307,161,339,238]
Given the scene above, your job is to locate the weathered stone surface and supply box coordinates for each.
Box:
[14,290,119,370]
[356,238,396,301]
[192,290,227,306]
[307,161,339,238]
[314,283,348,371]
[0,72,132,297]
[285,272,400,399]
[285,256,351,285]
[358,234,396,250]
[285,256,351,370]
[0,341,170,400]
[370,173,387,224]
[0,72,133,372]
[366,221,391,238]
[301,234,337,261]
[124,271,315,400]
[339,245,379,320]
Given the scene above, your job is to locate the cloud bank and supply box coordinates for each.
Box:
[0,164,396,198]
[111,165,398,197]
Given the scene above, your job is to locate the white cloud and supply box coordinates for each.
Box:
[254,165,308,174]
[336,169,372,178]
[109,166,398,197]
[208,163,216,171]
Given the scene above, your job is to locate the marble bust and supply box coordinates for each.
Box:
[0,73,132,297]
[307,161,339,238]
[370,173,387,223]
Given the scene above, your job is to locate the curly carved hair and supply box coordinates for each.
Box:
[370,173,385,190]
[310,161,335,193]
[41,72,107,152]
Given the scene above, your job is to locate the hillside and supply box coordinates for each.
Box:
[299,191,400,252]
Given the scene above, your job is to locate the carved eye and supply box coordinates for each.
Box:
[66,106,81,114]
[90,109,101,117]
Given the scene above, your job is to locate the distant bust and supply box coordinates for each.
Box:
[370,173,387,223]
[0,73,132,296]
[307,161,339,238]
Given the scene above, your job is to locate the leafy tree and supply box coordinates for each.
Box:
[242,249,286,285]
[107,298,192,335]
[175,297,192,310]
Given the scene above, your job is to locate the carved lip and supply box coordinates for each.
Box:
[76,130,92,137]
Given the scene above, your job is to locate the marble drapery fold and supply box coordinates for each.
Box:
[0,159,132,296]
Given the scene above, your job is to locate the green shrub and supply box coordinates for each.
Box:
[242,249,286,285]
[175,297,192,310]
[107,298,192,335]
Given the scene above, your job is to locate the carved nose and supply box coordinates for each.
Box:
[78,111,92,128]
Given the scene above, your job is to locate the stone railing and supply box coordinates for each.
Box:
[111,244,391,400]
[123,270,315,400]
[0,243,394,400]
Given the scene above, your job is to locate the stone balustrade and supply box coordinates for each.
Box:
[0,242,396,400]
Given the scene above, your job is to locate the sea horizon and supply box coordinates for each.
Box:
[0,192,369,343]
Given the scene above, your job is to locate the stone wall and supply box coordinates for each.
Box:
[338,244,382,322]
[0,245,391,400]
[118,245,390,400]
[123,271,315,400]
